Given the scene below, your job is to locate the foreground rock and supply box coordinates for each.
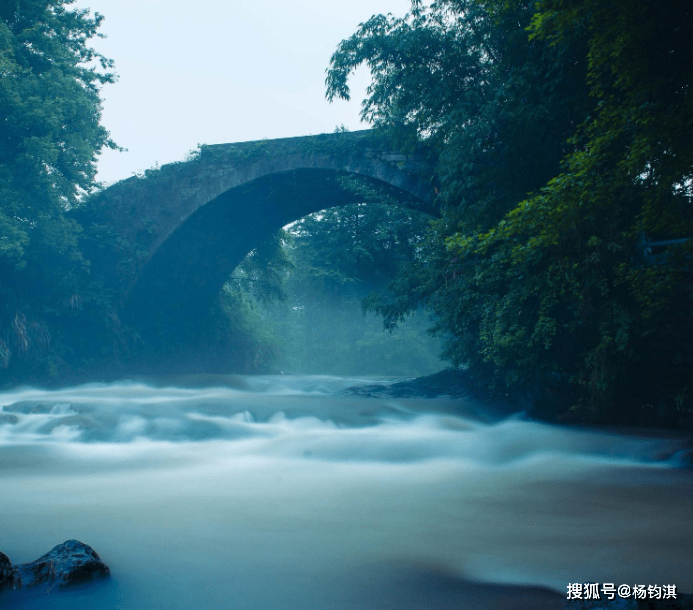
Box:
[0,540,110,593]
[0,552,14,590]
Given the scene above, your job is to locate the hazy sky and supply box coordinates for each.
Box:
[72,0,411,185]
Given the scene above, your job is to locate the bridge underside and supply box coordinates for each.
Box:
[123,168,427,339]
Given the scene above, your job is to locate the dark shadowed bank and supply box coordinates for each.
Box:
[344,368,693,435]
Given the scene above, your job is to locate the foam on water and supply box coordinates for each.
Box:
[0,375,691,609]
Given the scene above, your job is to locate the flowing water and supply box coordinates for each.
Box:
[0,375,691,609]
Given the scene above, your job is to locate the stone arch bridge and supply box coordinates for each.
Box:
[86,130,436,338]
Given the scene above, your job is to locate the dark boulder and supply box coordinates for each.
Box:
[0,540,109,593]
[0,552,14,590]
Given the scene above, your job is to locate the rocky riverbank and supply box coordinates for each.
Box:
[343,368,693,432]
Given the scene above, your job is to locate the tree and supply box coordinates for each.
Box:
[446,0,693,419]
[264,198,442,376]
[0,0,116,376]
[327,0,693,423]
[326,0,591,370]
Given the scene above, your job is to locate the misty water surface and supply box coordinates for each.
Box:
[1,375,691,609]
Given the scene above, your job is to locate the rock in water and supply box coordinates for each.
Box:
[0,540,109,592]
[0,552,14,590]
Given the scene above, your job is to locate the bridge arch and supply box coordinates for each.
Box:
[89,131,436,337]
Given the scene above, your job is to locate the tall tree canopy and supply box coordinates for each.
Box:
[0,0,115,374]
[327,0,693,423]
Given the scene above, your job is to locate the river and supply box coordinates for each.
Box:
[0,375,691,609]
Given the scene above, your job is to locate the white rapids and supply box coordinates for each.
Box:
[0,375,691,609]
